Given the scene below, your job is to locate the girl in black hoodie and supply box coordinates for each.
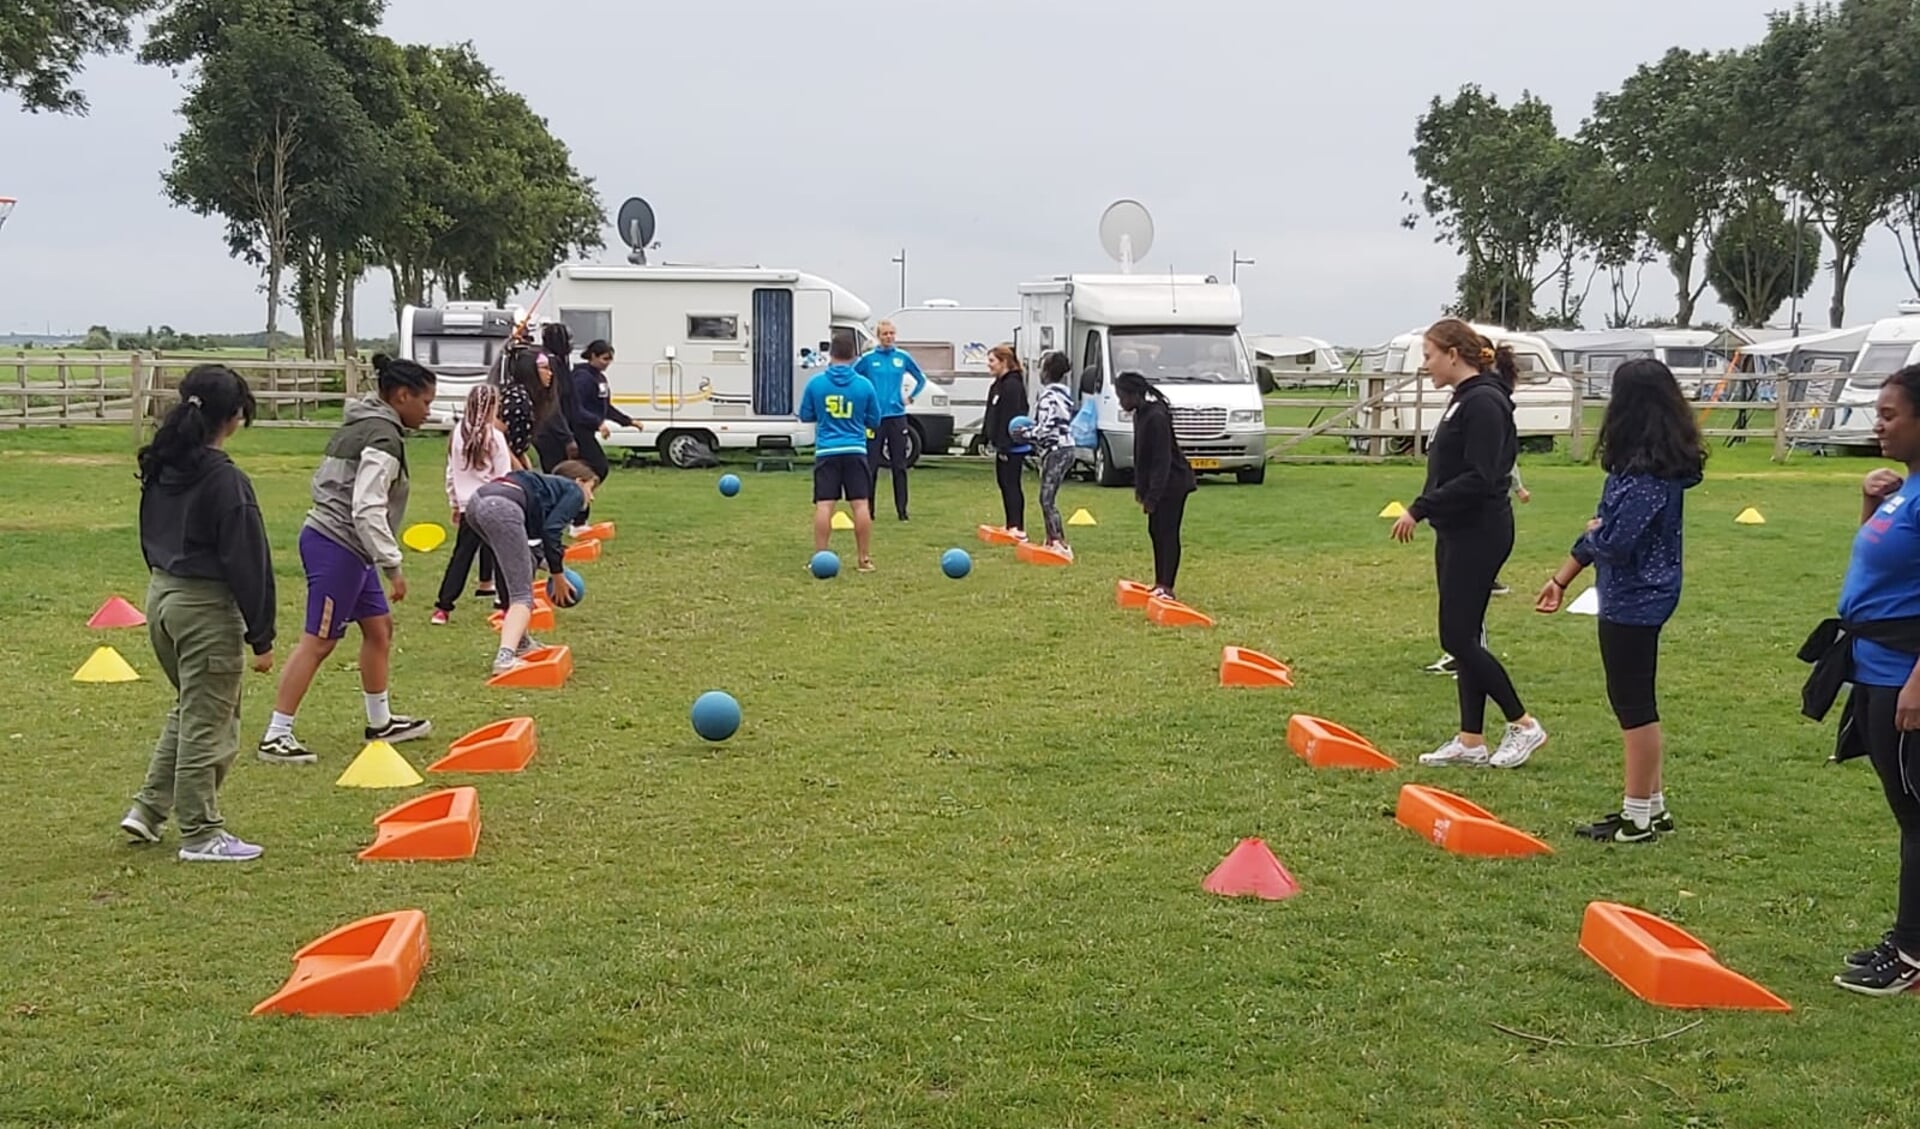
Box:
[979,344,1031,537]
[1116,371,1196,600]
[122,365,276,863]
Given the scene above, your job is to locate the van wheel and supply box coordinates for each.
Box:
[902,421,924,468]
[1236,462,1267,485]
[659,429,714,469]
[1095,436,1131,487]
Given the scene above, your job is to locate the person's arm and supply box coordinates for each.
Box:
[797,383,817,424]
[567,367,599,432]
[861,382,882,434]
[1407,396,1505,524]
[539,484,574,572]
[906,355,927,401]
[1576,478,1669,563]
[603,396,634,429]
[445,427,461,511]
[1864,468,1905,524]
[350,444,406,573]
[216,473,277,656]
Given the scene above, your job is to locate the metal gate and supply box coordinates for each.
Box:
[752,288,794,415]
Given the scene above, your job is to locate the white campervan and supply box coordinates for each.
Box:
[401,301,526,425]
[1362,324,1573,454]
[1825,302,1920,449]
[885,300,1017,450]
[539,263,954,468]
[1017,274,1267,486]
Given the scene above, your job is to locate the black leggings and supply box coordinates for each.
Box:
[1598,619,1662,729]
[868,416,912,519]
[1435,518,1525,735]
[1148,490,1188,592]
[434,520,500,614]
[996,453,1026,531]
[572,431,611,524]
[1860,684,1920,954]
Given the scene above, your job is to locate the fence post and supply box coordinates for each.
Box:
[1772,374,1790,461]
[344,356,361,400]
[1568,373,1585,461]
[130,354,148,445]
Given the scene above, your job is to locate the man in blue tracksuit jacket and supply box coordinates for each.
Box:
[798,334,882,570]
[854,320,927,522]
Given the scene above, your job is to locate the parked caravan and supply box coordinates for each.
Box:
[401,301,526,425]
[883,300,1017,449]
[1360,324,1572,453]
[1245,334,1345,391]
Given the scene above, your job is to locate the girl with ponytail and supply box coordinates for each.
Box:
[122,365,275,862]
[432,384,514,624]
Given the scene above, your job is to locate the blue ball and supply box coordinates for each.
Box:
[690,690,741,742]
[718,474,741,497]
[941,548,972,579]
[809,550,840,579]
[547,567,585,607]
[1009,414,1035,437]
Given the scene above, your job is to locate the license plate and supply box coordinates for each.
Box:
[1189,458,1221,470]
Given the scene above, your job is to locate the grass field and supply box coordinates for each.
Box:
[0,426,1913,1128]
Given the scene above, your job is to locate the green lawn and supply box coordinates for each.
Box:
[0,427,1913,1127]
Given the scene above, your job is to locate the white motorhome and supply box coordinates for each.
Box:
[1538,328,1725,398]
[1360,324,1573,454]
[401,301,526,425]
[1017,274,1266,485]
[884,300,1017,449]
[539,263,954,468]
[1822,302,1920,449]
[1245,334,1345,391]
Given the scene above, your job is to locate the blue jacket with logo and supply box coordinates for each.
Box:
[853,347,927,418]
[798,364,881,458]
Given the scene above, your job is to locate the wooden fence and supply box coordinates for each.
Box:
[0,353,370,439]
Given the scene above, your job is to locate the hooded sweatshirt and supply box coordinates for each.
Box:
[1572,469,1704,627]
[445,415,513,511]
[304,395,410,573]
[1407,372,1516,532]
[139,447,277,655]
[798,363,881,458]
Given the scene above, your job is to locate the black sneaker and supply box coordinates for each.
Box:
[1848,931,1898,969]
[257,733,317,765]
[365,716,432,744]
[1574,812,1658,844]
[1652,810,1676,834]
[1833,949,1920,996]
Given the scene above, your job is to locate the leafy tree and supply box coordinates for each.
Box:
[81,325,113,350]
[1,0,161,113]
[1707,193,1820,326]
[1580,49,1738,327]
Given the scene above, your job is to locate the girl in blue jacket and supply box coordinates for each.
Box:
[1536,359,1704,843]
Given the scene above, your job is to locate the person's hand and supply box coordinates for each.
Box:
[599,423,611,440]
[549,571,576,606]
[566,442,580,460]
[1535,580,1563,614]
[451,508,462,526]
[1898,680,1920,731]
[1517,487,1532,504]
[1586,517,1604,533]
[1391,513,1418,543]
[1865,468,1905,499]
[250,649,274,674]
[388,571,408,602]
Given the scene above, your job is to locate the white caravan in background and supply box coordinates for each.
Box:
[538,263,955,468]
[1361,324,1572,454]
[1017,273,1267,485]
[400,301,526,425]
[884,300,1017,450]
[1819,301,1920,450]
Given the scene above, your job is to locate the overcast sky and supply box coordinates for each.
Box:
[0,0,1902,345]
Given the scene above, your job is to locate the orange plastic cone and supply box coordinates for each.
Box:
[88,595,146,629]
[1202,838,1301,901]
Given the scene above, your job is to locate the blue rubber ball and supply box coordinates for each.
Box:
[690,690,741,742]
[718,474,741,497]
[941,548,972,579]
[810,550,840,579]
[1009,414,1035,437]
[547,567,585,607]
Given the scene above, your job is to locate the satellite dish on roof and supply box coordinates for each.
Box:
[1099,199,1154,274]
[616,197,657,265]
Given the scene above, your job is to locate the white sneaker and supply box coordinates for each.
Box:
[1491,720,1548,769]
[1419,738,1489,767]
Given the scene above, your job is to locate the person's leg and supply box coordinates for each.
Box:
[434,519,483,614]
[1156,490,1187,593]
[262,528,353,759]
[998,454,1026,533]
[1582,619,1664,841]
[467,496,536,668]
[130,576,184,835]
[812,458,839,553]
[846,455,875,568]
[1147,505,1173,593]
[575,433,610,524]
[477,542,496,595]
[1837,686,1920,993]
[166,582,247,850]
[1436,532,1498,742]
[885,416,911,520]
[1039,448,1070,546]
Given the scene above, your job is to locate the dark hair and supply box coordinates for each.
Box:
[1594,359,1706,478]
[541,322,573,369]
[506,347,555,418]
[829,334,856,362]
[1040,351,1072,385]
[1424,318,1518,392]
[1113,370,1168,411]
[1885,365,1920,415]
[371,353,436,399]
[137,364,256,484]
[583,339,614,362]
[551,458,598,483]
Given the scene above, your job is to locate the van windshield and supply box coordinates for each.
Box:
[1110,328,1252,384]
[410,335,502,371]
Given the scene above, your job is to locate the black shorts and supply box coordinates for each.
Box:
[1597,618,1662,730]
[813,454,871,503]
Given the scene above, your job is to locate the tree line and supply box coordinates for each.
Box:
[4,0,606,359]
[1407,0,1920,333]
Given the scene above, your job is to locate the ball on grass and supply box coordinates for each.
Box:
[690,690,741,742]
[718,474,741,497]
[941,548,972,579]
[810,550,840,579]
[547,567,585,607]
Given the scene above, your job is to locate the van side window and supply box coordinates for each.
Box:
[1080,330,1106,396]
[688,314,739,341]
[560,309,612,348]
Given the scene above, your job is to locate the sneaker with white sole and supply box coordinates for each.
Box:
[178,830,264,863]
[1490,720,1548,769]
[257,733,316,765]
[1834,948,1920,996]
[430,609,450,626]
[1423,654,1457,675]
[365,716,432,744]
[1419,738,1490,767]
[120,806,162,844]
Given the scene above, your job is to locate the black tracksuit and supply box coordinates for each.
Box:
[139,447,277,655]
[1132,398,1197,593]
[1408,373,1525,735]
[981,371,1030,531]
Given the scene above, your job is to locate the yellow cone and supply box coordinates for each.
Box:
[1735,507,1766,525]
[1068,508,1098,527]
[73,646,139,683]
[335,741,424,789]
[831,510,855,531]
[402,523,446,552]
[1380,501,1408,519]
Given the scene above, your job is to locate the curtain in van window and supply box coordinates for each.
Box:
[752,288,794,415]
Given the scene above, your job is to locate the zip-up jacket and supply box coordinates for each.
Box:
[854,347,928,418]
[798,364,881,458]
[304,395,410,572]
[1407,372,1516,532]
[981,371,1030,453]
[140,446,277,655]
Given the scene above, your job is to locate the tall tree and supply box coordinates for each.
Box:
[1,0,162,113]
[1707,193,1821,326]
[1581,49,1738,327]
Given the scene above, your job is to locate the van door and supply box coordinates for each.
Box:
[751,288,795,416]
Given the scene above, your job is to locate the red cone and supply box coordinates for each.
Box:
[1202,837,1301,901]
[88,595,146,629]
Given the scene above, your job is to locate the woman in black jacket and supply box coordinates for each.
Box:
[1116,371,1196,600]
[1391,319,1547,770]
[980,344,1031,537]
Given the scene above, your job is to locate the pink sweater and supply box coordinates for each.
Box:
[445,419,513,511]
